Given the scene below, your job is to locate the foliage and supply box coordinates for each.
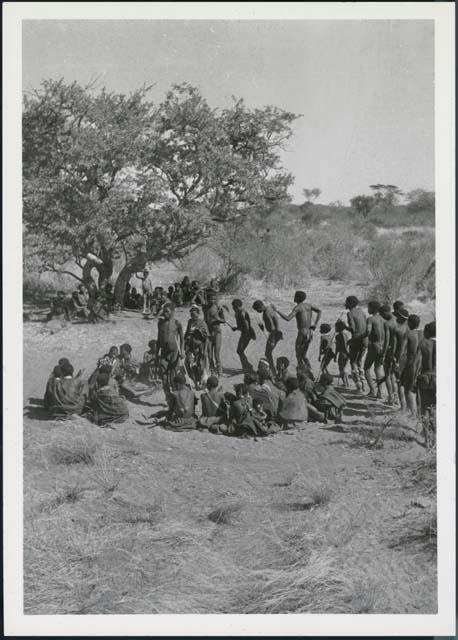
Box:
[350,195,375,219]
[369,184,403,207]
[405,189,435,215]
[365,235,434,302]
[308,223,357,281]
[303,187,321,204]
[23,80,299,301]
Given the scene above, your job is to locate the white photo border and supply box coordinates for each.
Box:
[3,2,455,636]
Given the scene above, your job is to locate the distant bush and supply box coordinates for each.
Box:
[308,224,359,281]
[23,275,57,304]
[365,236,434,302]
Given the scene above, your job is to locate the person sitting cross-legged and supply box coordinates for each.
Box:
[46,362,86,419]
[165,372,197,431]
[91,372,129,427]
[278,377,308,429]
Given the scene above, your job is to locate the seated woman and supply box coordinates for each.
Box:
[244,371,283,421]
[88,346,119,392]
[225,384,271,438]
[313,372,346,424]
[297,371,326,423]
[91,372,129,426]
[278,377,308,429]
[45,362,86,418]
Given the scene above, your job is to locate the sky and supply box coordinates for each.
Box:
[22,20,434,204]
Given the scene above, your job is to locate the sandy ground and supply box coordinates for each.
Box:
[23,278,437,614]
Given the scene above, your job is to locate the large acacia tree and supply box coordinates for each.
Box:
[23,80,298,301]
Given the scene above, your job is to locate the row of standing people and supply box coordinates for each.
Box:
[154,290,436,423]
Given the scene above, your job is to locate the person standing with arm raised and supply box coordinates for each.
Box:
[272,291,321,371]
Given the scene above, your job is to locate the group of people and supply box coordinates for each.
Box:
[137,270,219,316]
[43,283,436,445]
[49,282,116,323]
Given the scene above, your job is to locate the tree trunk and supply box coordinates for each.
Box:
[96,246,114,287]
[82,262,97,287]
[113,254,147,305]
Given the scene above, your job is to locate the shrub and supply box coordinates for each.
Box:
[365,235,434,302]
[308,225,357,280]
[23,274,57,304]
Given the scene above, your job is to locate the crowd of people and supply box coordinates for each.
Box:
[43,280,436,445]
[48,282,116,323]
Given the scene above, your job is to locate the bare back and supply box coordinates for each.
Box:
[295,302,312,332]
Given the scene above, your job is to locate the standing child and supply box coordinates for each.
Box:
[204,292,226,375]
[318,323,334,375]
[156,303,184,397]
[184,306,209,389]
[334,319,351,387]
[231,299,255,373]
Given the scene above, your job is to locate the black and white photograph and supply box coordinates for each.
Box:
[3,2,455,636]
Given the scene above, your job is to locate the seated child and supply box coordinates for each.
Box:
[314,372,346,424]
[319,323,334,374]
[334,319,351,387]
[166,372,197,430]
[227,384,267,439]
[117,343,139,383]
[91,372,129,426]
[275,356,293,392]
[279,377,308,428]
[245,371,282,420]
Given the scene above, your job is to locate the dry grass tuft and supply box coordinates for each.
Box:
[345,578,386,613]
[90,447,124,494]
[48,435,96,466]
[207,502,242,525]
[387,508,437,555]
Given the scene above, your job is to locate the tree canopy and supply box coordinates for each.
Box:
[23,79,299,300]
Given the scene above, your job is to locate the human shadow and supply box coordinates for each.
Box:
[222,367,243,378]
[23,398,50,421]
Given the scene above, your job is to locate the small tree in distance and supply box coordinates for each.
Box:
[302,188,321,207]
[350,195,375,218]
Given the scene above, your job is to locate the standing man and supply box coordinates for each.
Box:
[272,291,321,371]
[363,301,386,399]
[392,307,409,412]
[252,300,283,376]
[231,299,255,373]
[380,303,397,404]
[344,295,368,392]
